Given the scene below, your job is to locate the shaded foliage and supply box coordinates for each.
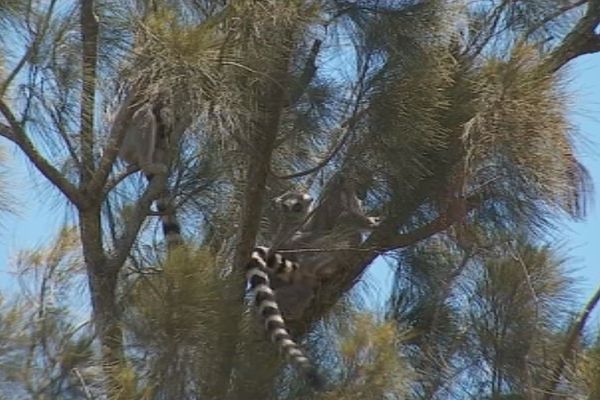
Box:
[0,0,599,399]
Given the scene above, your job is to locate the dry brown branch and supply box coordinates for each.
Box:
[546,0,600,72]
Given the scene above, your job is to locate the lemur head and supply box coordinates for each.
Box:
[274,191,313,216]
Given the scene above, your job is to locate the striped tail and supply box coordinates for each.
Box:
[145,173,183,250]
[246,247,324,389]
[155,197,183,249]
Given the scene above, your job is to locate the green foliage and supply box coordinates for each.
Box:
[0,227,96,399]
[122,248,251,398]
[326,313,412,400]
[0,0,599,399]
[578,337,600,398]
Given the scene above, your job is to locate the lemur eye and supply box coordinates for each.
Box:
[291,203,303,212]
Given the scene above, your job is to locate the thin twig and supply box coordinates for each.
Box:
[272,108,368,180]
[71,368,95,400]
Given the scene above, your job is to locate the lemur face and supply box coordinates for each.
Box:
[274,192,313,215]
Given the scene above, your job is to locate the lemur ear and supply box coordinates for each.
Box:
[302,193,313,202]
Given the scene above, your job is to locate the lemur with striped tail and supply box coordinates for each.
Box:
[243,190,325,389]
[117,94,183,250]
[244,176,380,389]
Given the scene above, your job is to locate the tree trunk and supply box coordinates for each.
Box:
[80,207,125,398]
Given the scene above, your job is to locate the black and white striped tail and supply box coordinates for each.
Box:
[246,246,324,389]
[155,197,183,249]
[145,173,183,250]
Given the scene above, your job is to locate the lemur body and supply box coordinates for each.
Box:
[244,190,324,387]
[116,95,182,249]
[282,175,379,282]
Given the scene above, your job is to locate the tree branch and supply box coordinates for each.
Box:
[542,283,600,400]
[0,104,84,207]
[290,194,480,336]
[0,0,58,97]
[546,0,600,72]
[108,172,167,271]
[286,39,322,106]
[523,0,587,40]
[217,44,294,400]
[89,88,139,194]
[272,108,367,180]
[102,165,139,196]
[79,0,99,185]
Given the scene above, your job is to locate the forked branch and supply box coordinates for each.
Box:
[0,104,84,206]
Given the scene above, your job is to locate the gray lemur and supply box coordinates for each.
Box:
[118,99,173,177]
[268,175,379,320]
[116,96,182,248]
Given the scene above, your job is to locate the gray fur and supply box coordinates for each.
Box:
[115,98,182,249]
[245,178,379,388]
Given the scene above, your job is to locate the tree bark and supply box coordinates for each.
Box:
[204,46,293,399]
[79,206,126,397]
[79,0,99,185]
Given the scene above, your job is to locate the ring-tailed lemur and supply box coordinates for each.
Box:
[291,174,379,278]
[259,175,380,321]
[244,190,324,388]
[245,246,324,389]
[117,96,183,249]
[245,180,378,388]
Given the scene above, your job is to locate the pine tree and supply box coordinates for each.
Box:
[0,1,599,399]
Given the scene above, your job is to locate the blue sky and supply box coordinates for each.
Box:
[1,53,599,313]
[561,54,600,300]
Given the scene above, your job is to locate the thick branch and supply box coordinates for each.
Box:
[286,39,322,106]
[79,0,99,185]
[215,45,294,400]
[546,0,600,72]
[378,212,465,253]
[89,89,139,194]
[542,283,600,400]
[108,172,167,271]
[291,195,480,336]
[0,105,84,206]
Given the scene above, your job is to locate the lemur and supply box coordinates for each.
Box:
[116,94,183,249]
[290,174,379,278]
[244,190,325,388]
[244,178,379,388]
[268,175,379,321]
